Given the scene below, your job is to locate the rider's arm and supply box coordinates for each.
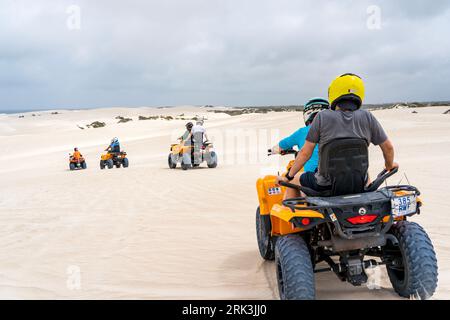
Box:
[368,112,397,171]
[287,141,316,177]
[379,139,398,171]
[181,132,192,145]
[285,116,319,177]
[274,128,303,154]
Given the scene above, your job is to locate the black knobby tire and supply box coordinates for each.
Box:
[122,157,129,168]
[168,154,177,169]
[100,160,105,170]
[385,221,438,299]
[69,163,75,171]
[181,160,190,170]
[115,162,121,168]
[256,207,274,260]
[81,161,87,169]
[106,159,114,169]
[275,234,315,300]
[207,151,218,168]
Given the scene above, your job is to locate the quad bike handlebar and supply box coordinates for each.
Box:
[365,167,399,192]
[267,148,297,156]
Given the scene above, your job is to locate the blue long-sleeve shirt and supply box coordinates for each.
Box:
[279,126,319,173]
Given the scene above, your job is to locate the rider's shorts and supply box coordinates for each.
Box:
[300,171,331,192]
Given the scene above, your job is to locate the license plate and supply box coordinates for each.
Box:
[391,195,417,217]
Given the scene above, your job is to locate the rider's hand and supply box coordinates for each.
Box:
[276,175,289,185]
[385,162,399,172]
[270,145,281,155]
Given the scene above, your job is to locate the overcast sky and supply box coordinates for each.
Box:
[1,0,449,110]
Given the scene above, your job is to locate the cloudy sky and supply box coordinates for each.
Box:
[1,0,449,110]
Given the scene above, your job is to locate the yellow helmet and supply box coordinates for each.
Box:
[328,73,365,110]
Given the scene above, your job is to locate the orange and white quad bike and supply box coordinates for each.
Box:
[168,139,217,170]
[256,138,438,300]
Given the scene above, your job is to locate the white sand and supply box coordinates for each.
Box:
[0,106,449,299]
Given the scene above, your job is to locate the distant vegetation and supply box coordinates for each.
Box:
[86,121,106,128]
[138,115,160,120]
[115,116,133,123]
[138,114,200,121]
[204,101,450,116]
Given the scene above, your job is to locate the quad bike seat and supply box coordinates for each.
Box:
[298,138,397,197]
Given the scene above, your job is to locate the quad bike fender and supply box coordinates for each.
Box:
[101,154,112,161]
[256,176,285,215]
[171,145,181,154]
[270,204,325,236]
[171,144,191,155]
[256,168,306,215]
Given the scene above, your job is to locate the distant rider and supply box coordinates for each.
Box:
[72,147,82,159]
[187,120,209,164]
[106,137,121,153]
[191,119,209,144]
[271,97,329,173]
[180,122,194,144]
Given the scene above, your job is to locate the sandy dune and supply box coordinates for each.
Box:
[0,106,449,299]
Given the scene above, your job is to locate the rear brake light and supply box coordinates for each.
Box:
[347,214,378,225]
[301,218,310,226]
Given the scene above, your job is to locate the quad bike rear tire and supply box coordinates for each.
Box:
[168,154,177,169]
[275,234,315,300]
[385,221,438,299]
[122,157,129,168]
[115,162,121,168]
[256,207,274,260]
[207,151,218,168]
[100,160,105,170]
[181,159,191,170]
[106,159,114,169]
[69,163,75,171]
[81,162,87,169]
[181,162,190,170]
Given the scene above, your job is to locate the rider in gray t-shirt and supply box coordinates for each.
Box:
[277,73,398,199]
[306,108,388,186]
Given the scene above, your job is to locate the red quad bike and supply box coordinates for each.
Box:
[256,138,438,300]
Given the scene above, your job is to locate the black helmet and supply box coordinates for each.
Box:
[74,147,78,151]
[186,122,193,130]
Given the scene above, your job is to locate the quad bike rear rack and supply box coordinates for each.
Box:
[280,183,420,241]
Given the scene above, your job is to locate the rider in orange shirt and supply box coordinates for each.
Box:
[72,147,82,159]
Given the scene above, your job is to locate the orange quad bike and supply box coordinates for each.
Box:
[168,139,217,170]
[69,154,87,170]
[256,138,438,300]
[100,151,129,169]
